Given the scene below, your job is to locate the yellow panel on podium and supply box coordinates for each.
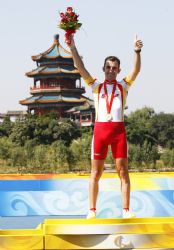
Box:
[44,218,174,249]
[0,228,43,250]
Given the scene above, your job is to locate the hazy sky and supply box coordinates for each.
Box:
[0,0,173,114]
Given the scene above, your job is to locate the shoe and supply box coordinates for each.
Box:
[122,209,136,219]
[86,210,96,219]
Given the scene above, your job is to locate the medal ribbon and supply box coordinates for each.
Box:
[104,79,117,115]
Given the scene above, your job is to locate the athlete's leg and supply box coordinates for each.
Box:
[90,123,108,210]
[110,123,130,209]
[115,158,130,209]
[89,159,105,209]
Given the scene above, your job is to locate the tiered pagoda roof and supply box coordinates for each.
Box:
[26,65,79,78]
[20,95,87,105]
[25,34,79,78]
[31,34,73,61]
[20,34,94,120]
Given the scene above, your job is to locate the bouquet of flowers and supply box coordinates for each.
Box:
[58,7,82,45]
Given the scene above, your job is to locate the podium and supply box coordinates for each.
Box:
[1,217,174,249]
[0,173,174,249]
[0,227,43,250]
[44,217,174,249]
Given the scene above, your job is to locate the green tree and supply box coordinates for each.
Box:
[24,139,37,168]
[70,132,92,172]
[125,107,157,146]
[0,137,12,162]
[128,144,143,168]
[141,141,159,168]
[9,114,81,146]
[150,113,174,149]
[51,140,73,173]
[33,115,81,145]
[0,116,13,137]
[10,146,27,173]
[33,114,55,144]
[56,119,81,146]
[160,149,174,167]
[128,141,159,170]
[10,115,36,146]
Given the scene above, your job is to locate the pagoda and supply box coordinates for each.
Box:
[20,34,94,124]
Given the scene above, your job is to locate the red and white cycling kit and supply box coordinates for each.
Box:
[85,77,133,160]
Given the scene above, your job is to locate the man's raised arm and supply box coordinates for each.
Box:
[126,34,143,83]
[67,36,94,85]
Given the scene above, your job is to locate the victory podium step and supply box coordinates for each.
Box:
[0,227,43,250]
[43,217,174,249]
[0,217,174,249]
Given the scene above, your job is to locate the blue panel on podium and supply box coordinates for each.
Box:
[0,175,174,217]
[0,189,174,217]
[0,180,40,191]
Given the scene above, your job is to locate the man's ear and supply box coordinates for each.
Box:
[102,66,105,72]
[118,68,121,74]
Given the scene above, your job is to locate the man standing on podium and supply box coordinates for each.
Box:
[66,34,143,219]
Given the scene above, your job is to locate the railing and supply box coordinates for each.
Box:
[30,86,85,91]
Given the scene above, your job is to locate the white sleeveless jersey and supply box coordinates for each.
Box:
[90,79,132,122]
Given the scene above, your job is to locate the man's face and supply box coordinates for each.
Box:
[103,60,121,81]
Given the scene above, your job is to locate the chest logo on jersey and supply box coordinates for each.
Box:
[101,93,119,98]
[101,93,105,98]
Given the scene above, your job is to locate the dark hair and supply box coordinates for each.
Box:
[103,56,120,68]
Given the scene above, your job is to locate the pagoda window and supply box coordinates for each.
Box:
[33,79,39,89]
[76,79,81,88]
[75,114,80,121]
[33,80,42,89]
[30,109,35,115]
[81,114,91,121]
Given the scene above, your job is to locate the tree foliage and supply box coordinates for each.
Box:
[160,149,174,167]
[9,114,81,146]
[0,107,173,173]
[125,107,157,146]
[150,112,174,149]
[70,130,92,172]
[0,117,13,137]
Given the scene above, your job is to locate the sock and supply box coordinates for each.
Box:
[90,208,96,212]
[123,208,129,212]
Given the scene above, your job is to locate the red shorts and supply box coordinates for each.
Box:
[91,122,127,160]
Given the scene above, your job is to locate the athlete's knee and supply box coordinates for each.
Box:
[116,162,129,180]
[119,167,129,180]
[90,160,104,181]
[90,169,102,182]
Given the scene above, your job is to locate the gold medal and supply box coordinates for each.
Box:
[106,113,112,121]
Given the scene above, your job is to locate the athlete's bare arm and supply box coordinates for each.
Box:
[67,36,94,83]
[126,34,143,82]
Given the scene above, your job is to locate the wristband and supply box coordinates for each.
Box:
[134,49,141,53]
[84,77,96,86]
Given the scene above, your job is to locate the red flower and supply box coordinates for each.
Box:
[74,15,78,21]
[61,18,68,23]
[58,7,82,45]
[67,7,73,13]
[60,12,65,18]
[69,12,75,17]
